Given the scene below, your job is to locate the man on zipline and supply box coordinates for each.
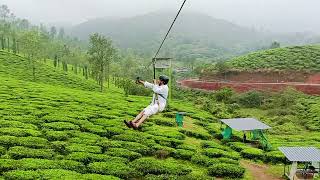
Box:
[124,75,169,130]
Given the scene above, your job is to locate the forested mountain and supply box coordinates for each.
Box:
[72,11,320,61]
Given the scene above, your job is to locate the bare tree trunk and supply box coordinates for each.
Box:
[100,63,104,92]
[7,37,9,52]
[107,61,110,88]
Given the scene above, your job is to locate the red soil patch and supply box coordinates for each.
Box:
[180,79,320,95]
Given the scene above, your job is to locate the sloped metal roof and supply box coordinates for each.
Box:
[279,147,320,162]
[220,118,271,131]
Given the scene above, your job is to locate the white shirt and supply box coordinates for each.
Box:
[144,81,169,110]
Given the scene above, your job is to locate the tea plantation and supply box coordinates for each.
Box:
[0,50,248,179]
[226,45,320,71]
[1,50,320,180]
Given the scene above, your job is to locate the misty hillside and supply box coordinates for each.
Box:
[72,11,320,60]
[71,12,266,59]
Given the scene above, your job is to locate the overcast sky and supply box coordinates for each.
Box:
[1,0,320,33]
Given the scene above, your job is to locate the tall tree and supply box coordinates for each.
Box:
[58,27,65,39]
[88,33,116,92]
[19,30,42,80]
[50,26,57,39]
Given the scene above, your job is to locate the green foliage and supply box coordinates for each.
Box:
[42,122,80,131]
[191,154,218,166]
[66,152,128,165]
[88,161,138,179]
[226,45,320,71]
[0,136,49,148]
[0,128,41,137]
[227,142,249,152]
[208,163,245,178]
[264,151,286,164]
[203,148,240,160]
[179,129,211,140]
[0,158,85,172]
[44,130,71,141]
[0,146,5,155]
[237,91,265,108]
[8,146,55,159]
[105,148,142,161]
[3,169,120,180]
[66,144,102,154]
[130,157,192,176]
[214,88,234,103]
[88,33,117,92]
[240,148,264,160]
[172,149,194,160]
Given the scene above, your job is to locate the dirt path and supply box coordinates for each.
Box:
[241,160,283,180]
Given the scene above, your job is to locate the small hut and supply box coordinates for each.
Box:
[220,118,271,150]
[279,147,320,180]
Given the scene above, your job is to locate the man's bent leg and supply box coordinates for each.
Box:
[132,111,144,123]
[135,114,149,128]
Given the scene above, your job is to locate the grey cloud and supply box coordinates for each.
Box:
[1,0,319,32]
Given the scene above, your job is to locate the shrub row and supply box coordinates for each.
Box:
[227,142,286,163]
[153,117,176,127]
[208,163,245,178]
[191,154,239,167]
[8,146,55,159]
[147,130,186,140]
[3,169,120,180]
[130,157,192,176]
[172,149,194,160]
[0,158,84,172]
[201,141,229,151]
[152,136,183,148]
[105,148,142,161]
[88,161,138,179]
[145,174,214,180]
[42,122,80,131]
[44,130,71,141]
[65,143,102,154]
[0,146,5,155]
[178,129,211,140]
[203,148,240,160]
[0,136,49,148]
[0,128,41,137]
[66,152,128,165]
[0,120,37,130]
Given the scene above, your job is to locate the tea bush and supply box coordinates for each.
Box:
[88,161,138,179]
[264,151,286,164]
[0,136,49,148]
[0,128,41,137]
[3,169,120,180]
[191,154,218,166]
[172,149,194,160]
[203,148,240,160]
[8,146,55,159]
[44,130,71,141]
[178,129,211,140]
[130,157,192,176]
[42,122,80,131]
[208,163,245,178]
[66,144,102,154]
[0,146,5,155]
[0,120,37,130]
[240,148,264,160]
[66,152,128,165]
[201,141,229,151]
[105,148,142,161]
[0,158,85,172]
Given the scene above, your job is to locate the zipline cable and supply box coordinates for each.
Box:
[152,0,187,79]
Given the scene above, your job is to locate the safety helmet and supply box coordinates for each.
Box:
[159,75,169,85]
